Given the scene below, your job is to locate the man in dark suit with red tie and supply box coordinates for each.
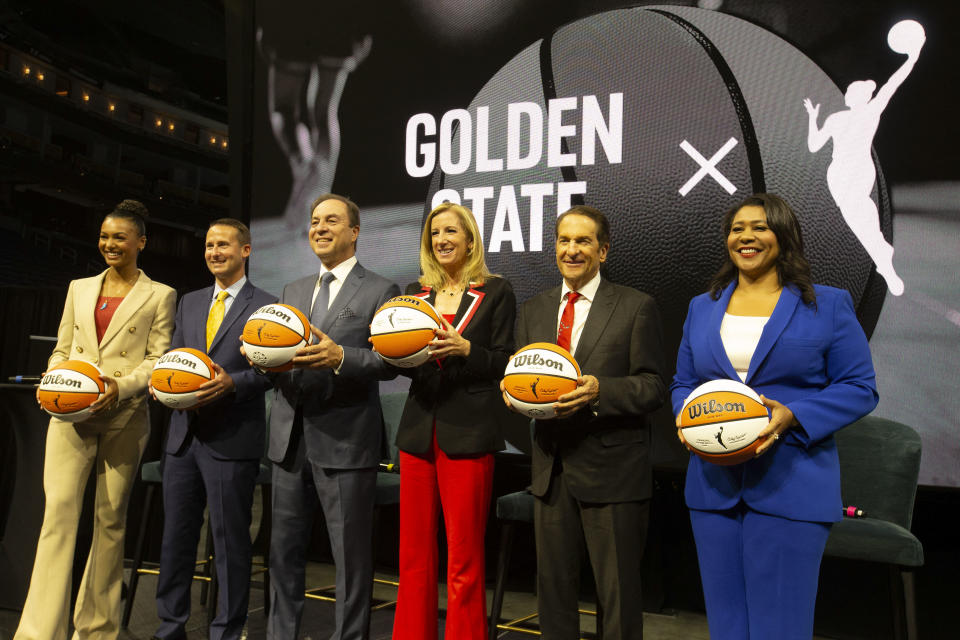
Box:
[154,219,277,640]
[506,205,666,639]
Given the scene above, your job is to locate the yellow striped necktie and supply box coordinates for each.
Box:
[206,290,229,351]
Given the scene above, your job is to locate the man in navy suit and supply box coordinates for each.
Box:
[153,219,277,640]
[266,194,399,640]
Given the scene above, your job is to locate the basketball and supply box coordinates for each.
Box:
[426,5,891,386]
[502,342,580,419]
[37,360,106,422]
[242,303,311,372]
[151,348,216,409]
[679,379,770,465]
[887,19,925,56]
[369,296,442,368]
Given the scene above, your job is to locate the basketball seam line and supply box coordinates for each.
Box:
[650,9,766,194]
[682,413,769,426]
[540,31,585,205]
[371,328,436,337]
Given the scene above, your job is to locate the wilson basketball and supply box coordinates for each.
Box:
[242,303,311,372]
[369,296,442,368]
[38,360,105,422]
[426,5,890,382]
[151,348,216,409]
[679,379,770,466]
[502,342,580,420]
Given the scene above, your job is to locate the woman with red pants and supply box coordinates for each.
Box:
[391,202,517,640]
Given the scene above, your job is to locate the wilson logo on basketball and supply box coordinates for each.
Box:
[512,353,564,372]
[687,399,747,420]
[158,353,198,369]
[41,374,82,389]
[259,306,292,323]
[393,296,425,306]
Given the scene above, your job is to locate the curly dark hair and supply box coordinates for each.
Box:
[708,193,816,306]
[106,199,149,236]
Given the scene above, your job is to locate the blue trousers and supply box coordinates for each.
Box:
[156,438,259,640]
[689,505,831,640]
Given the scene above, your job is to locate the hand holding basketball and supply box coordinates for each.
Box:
[499,380,520,414]
[755,394,797,456]
[554,375,599,419]
[88,377,119,415]
[192,363,235,408]
[292,325,345,370]
[428,318,470,359]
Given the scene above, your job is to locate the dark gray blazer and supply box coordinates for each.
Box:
[516,278,666,503]
[267,263,400,469]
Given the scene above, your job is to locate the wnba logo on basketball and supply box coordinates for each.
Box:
[687,399,747,420]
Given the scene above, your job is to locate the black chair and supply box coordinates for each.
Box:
[304,391,405,609]
[823,415,924,640]
[122,451,272,628]
[488,488,601,640]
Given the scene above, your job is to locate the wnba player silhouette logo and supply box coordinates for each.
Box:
[714,425,727,450]
[530,377,540,399]
[803,20,925,296]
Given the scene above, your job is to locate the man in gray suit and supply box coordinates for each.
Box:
[505,206,665,639]
[265,193,399,640]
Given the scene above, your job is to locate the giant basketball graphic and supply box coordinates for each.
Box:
[423,5,892,369]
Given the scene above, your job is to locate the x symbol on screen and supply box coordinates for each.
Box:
[678,137,739,196]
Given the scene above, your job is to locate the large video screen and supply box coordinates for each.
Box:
[250,0,960,487]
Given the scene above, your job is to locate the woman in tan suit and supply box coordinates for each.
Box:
[15,200,176,640]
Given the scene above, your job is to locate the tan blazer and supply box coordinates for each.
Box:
[49,268,176,428]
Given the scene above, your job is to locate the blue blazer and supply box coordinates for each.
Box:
[670,282,878,523]
[165,280,277,460]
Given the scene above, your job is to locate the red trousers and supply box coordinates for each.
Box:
[392,434,494,640]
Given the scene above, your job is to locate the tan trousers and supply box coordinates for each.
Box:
[15,414,148,640]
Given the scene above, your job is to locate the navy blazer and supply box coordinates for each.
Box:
[671,282,878,523]
[165,280,277,460]
[267,264,400,469]
[396,276,518,456]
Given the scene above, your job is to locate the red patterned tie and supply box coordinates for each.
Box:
[557,291,581,352]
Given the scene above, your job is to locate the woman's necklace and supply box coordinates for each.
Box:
[439,284,462,297]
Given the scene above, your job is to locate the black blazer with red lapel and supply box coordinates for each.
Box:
[516,278,666,503]
[396,276,519,456]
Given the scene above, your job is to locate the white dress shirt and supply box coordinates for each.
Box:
[308,256,358,374]
[556,271,602,355]
[310,255,357,312]
[719,313,769,382]
[209,275,247,316]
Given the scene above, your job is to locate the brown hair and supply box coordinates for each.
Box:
[209,218,251,246]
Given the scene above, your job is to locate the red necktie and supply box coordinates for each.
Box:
[557,291,581,352]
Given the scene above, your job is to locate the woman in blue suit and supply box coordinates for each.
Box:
[671,193,878,639]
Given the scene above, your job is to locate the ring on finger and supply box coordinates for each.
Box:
[773,432,780,440]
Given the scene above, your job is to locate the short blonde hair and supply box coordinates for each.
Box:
[418,202,491,290]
